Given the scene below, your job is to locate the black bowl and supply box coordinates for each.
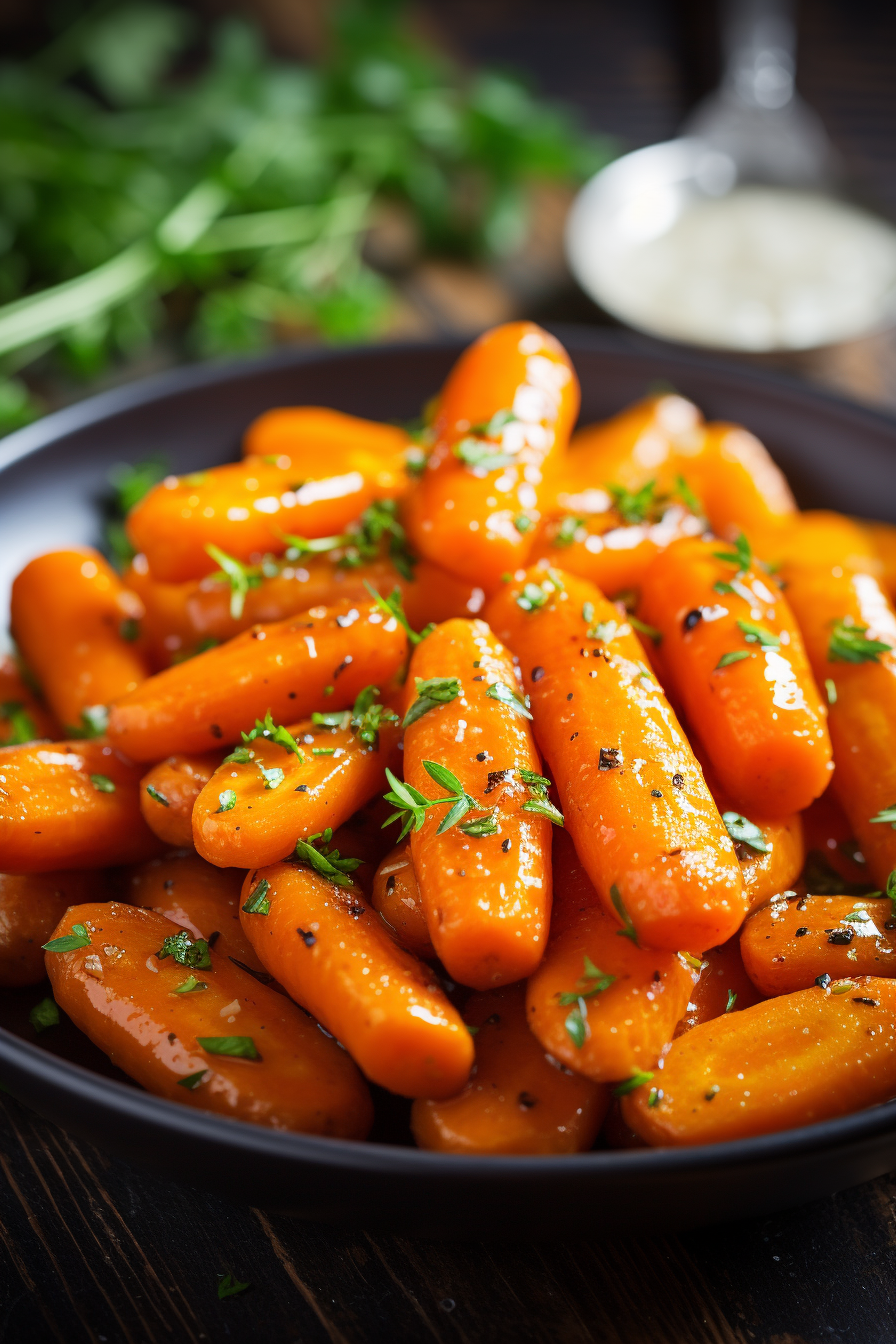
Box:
[2,327,896,1235]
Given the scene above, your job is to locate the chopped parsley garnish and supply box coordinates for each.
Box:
[607,479,656,525]
[217,1273,251,1300]
[554,515,585,547]
[350,684,399,749]
[870,805,896,829]
[459,811,499,837]
[259,765,284,790]
[516,582,550,612]
[403,676,461,728]
[313,746,335,755]
[674,474,702,517]
[828,617,891,664]
[629,616,662,644]
[205,544,261,620]
[339,499,416,580]
[89,773,116,793]
[716,650,751,669]
[281,532,347,559]
[241,710,303,758]
[612,1071,654,1098]
[725,989,737,1012]
[110,456,167,514]
[29,997,60,1032]
[173,976,207,994]
[363,581,433,645]
[737,619,779,649]
[198,1037,260,1060]
[216,790,237,813]
[722,811,771,854]
[453,409,518,473]
[519,767,564,826]
[67,704,109,738]
[293,828,362,887]
[157,931,212,970]
[242,879,271,915]
[647,1087,662,1108]
[679,951,704,972]
[1,700,37,745]
[582,602,595,624]
[514,514,533,534]
[382,762,480,842]
[714,532,752,574]
[564,1004,588,1049]
[178,1070,209,1090]
[223,745,254,764]
[146,784,170,807]
[557,955,616,1005]
[610,884,638,945]
[588,619,618,643]
[42,923,91,952]
[485,681,532,719]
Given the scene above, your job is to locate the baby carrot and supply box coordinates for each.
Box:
[782,562,896,889]
[692,422,796,540]
[674,937,763,1036]
[193,694,400,869]
[140,751,222,847]
[622,977,896,1146]
[106,598,407,761]
[486,567,747,951]
[0,869,109,987]
[405,322,579,588]
[400,617,554,989]
[800,790,872,891]
[526,832,698,1082]
[864,520,896,603]
[239,854,473,1098]
[564,394,704,497]
[411,984,609,1154]
[46,902,373,1137]
[0,654,59,745]
[734,810,804,914]
[371,842,435,959]
[740,893,896,997]
[10,549,149,733]
[119,850,271,985]
[243,404,413,469]
[0,738,162,872]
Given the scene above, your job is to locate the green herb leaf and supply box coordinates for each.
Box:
[459,811,499,837]
[557,955,616,1004]
[737,619,779,649]
[454,437,516,472]
[607,479,656,525]
[313,746,335,755]
[423,759,466,795]
[716,650,751,669]
[241,710,303,758]
[610,885,638,945]
[29,997,60,1032]
[223,745,254,764]
[519,768,553,790]
[581,602,595,624]
[516,582,549,612]
[198,1036,260,1060]
[612,1070,654,1097]
[157,931,212,970]
[67,705,109,739]
[647,1087,662,1108]
[217,1273,251,1300]
[205,544,261,621]
[887,870,896,919]
[722,811,771,854]
[173,976,208,994]
[870,805,896,829]
[485,681,532,719]
[242,879,271,915]
[521,796,565,826]
[350,684,398,748]
[293,828,362,887]
[564,1003,587,1049]
[402,676,461,728]
[1,700,37,745]
[362,581,432,645]
[178,1070,209,1090]
[42,923,91,953]
[281,532,349,560]
[260,765,284,790]
[216,789,237,813]
[828,618,891,664]
[90,773,116,793]
[119,617,140,642]
[714,532,752,573]
[554,515,585,547]
[725,989,737,1012]
[630,616,662,644]
[674,474,703,517]
[825,677,837,705]
[146,783,170,807]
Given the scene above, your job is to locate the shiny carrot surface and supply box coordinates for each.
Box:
[371,842,435,959]
[638,536,831,817]
[107,599,407,760]
[0,869,108,987]
[737,811,804,914]
[0,654,59,745]
[623,977,896,1146]
[740,893,896,996]
[564,394,704,496]
[243,405,413,470]
[674,937,763,1035]
[11,549,148,732]
[405,322,579,587]
[0,738,162,872]
[402,617,553,989]
[486,568,746,951]
[526,832,698,1082]
[193,709,399,870]
[411,984,609,1154]
[693,422,797,540]
[46,902,373,1136]
[240,860,474,1098]
[140,751,221,847]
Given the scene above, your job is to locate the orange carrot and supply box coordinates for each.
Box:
[0,870,109,987]
[411,984,609,1154]
[486,567,746,951]
[46,902,373,1137]
[0,654,59,745]
[740,892,896,996]
[371,842,435,959]
[140,751,222,847]
[243,405,413,468]
[674,937,763,1035]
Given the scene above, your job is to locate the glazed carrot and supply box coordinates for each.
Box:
[46,902,373,1137]
[405,322,580,588]
[782,562,896,889]
[140,752,221,847]
[371,842,435,959]
[411,984,609,1154]
[127,441,409,583]
[752,510,881,580]
[800,790,872,891]
[864,520,896,602]
[119,850,270,984]
[123,556,197,670]
[638,536,831,817]
[239,856,473,1098]
[10,549,149,733]
[674,937,763,1035]
[736,810,804,914]
[0,869,109,987]
[106,598,407,761]
[622,977,896,1146]
[740,893,896,996]
[243,405,414,468]
[564,394,704,497]
[0,654,59,745]
[692,422,796,540]
[193,697,400,869]
[0,738,162,872]
[401,617,554,989]
[526,832,698,1082]
[326,794,397,897]
[486,568,746,951]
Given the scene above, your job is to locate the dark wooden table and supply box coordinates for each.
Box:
[1,1086,894,1344]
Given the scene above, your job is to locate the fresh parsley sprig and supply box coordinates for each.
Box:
[363,581,434,645]
[157,930,212,970]
[828,617,891,664]
[607,479,656,525]
[485,681,532,719]
[403,676,461,728]
[737,619,780,649]
[293,828,362,888]
[382,762,482,841]
[241,709,303,758]
[558,955,617,1006]
[714,532,752,574]
[519,767,564,826]
[205,544,262,620]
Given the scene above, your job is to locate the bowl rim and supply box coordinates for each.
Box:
[4,325,896,1177]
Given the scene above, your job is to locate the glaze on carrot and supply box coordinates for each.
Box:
[0,869,109,987]
[140,752,222,847]
[740,892,896,997]
[371,842,435,959]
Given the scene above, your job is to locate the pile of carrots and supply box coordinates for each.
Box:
[4,320,896,1154]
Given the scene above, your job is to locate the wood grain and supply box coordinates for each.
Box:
[0,1091,894,1344]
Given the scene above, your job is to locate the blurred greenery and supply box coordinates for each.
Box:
[0,0,614,433]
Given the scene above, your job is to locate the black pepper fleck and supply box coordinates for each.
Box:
[476,751,489,762]
[815,972,832,987]
[683,609,702,632]
[827,928,854,945]
[853,997,879,1006]
[795,927,809,937]
[518,1091,537,1109]
[386,876,396,894]
[532,666,545,681]
[297,928,317,946]
[672,772,684,788]
[651,789,662,798]
[567,692,573,701]
[210,723,222,739]
[501,838,511,853]
[599,747,621,771]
